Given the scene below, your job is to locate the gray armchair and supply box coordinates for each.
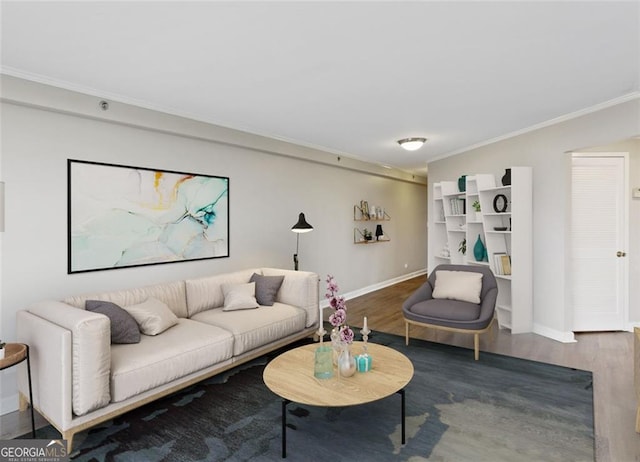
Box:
[403,264,498,360]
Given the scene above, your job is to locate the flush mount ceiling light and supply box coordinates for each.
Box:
[397,137,427,151]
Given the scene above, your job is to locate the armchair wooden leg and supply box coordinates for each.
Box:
[405,321,410,345]
[474,333,480,361]
[636,406,640,433]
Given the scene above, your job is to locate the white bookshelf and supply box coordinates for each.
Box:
[428,167,533,333]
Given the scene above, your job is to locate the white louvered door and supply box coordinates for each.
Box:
[571,154,628,331]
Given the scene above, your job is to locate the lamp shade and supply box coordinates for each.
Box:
[397,137,427,151]
[291,212,313,233]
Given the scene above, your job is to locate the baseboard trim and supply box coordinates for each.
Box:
[533,323,576,343]
[1,395,19,416]
[320,269,427,309]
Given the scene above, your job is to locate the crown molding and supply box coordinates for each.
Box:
[428,91,640,163]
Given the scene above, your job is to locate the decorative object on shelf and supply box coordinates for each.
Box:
[458,238,466,255]
[363,228,373,241]
[493,194,508,213]
[493,227,508,231]
[291,212,314,270]
[356,318,372,372]
[458,175,467,192]
[0,340,5,359]
[473,234,487,262]
[472,200,482,221]
[441,243,450,258]
[354,202,390,221]
[375,224,384,240]
[501,168,512,186]
[397,137,427,151]
[326,275,354,369]
[359,200,370,219]
[314,345,334,379]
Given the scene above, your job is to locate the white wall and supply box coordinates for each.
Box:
[427,98,640,342]
[0,77,427,413]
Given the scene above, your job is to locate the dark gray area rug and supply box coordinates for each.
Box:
[29,332,594,461]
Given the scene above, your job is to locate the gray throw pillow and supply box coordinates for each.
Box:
[250,273,285,306]
[86,300,141,344]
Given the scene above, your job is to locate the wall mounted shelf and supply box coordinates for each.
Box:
[354,203,391,243]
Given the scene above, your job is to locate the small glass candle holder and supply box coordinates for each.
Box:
[358,324,372,372]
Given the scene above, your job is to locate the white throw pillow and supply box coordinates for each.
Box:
[222,282,259,311]
[432,270,483,304]
[123,297,179,335]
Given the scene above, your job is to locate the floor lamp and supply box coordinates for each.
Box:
[291,212,313,270]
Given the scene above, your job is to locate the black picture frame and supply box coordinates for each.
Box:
[68,159,230,273]
[493,194,508,213]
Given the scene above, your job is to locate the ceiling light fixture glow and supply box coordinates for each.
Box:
[397,137,427,151]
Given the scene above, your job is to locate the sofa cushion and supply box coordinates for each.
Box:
[261,268,320,328]
[222,282,259,311]
[185,268,260,317]
[123,297,179,336]
[109,318,234,402]
[432,270,483,304]
[190,303,306,356]
[64,280,189,318]
[85,300,141,344]
[408,299,481,322]
[250,273,284,306]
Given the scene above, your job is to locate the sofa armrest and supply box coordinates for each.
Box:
[478,287,498,324]
[261,268,320,328]
[20,301,111,417]
[17,310,74,430]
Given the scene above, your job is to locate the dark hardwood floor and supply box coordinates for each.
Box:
[338,275,639,462]
[2,275,638,460]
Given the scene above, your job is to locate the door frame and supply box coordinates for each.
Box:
[570,152,630,331]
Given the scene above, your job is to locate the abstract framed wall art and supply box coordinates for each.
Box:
[68,159,229,273]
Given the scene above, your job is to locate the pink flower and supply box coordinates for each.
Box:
[340,326,354,344]
[329,308,346,327]
[326,274,353,344]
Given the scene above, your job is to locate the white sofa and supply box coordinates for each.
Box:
[16,268,319,451]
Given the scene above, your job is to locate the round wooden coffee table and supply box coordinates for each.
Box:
[263,341,414,458]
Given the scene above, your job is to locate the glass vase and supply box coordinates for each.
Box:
[338,344,356,378]
[330,328,342,365]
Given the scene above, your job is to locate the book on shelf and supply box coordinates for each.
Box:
[501,255,512,275]
[492,252,511,275]
[449,198,466,215]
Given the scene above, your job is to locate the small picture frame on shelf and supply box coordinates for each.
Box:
[360,200,370,219]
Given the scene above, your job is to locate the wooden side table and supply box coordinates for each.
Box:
[0,343,36,437]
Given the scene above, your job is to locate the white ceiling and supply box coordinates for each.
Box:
[1,1,639,176]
